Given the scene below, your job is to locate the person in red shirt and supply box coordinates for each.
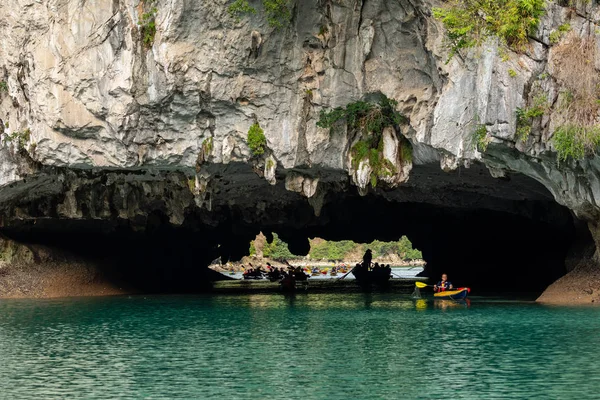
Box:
[434,273,453,292]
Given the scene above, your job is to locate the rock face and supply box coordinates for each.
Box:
[1,0,600,300]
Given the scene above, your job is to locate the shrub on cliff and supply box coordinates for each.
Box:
[317,95,409,187]
[228,0,292,28]
[138,0,158,48]
[247,122,267,156]
[433,0,545,59]
[3,128,30,151]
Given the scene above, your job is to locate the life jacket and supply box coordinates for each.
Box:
[437,281,452,292]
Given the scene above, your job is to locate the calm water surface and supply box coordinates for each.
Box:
[1,294,599,399]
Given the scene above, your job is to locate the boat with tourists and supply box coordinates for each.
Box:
[351,264,392,284]
[350,250,392,285]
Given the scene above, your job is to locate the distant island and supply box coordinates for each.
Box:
[211,234,425,273]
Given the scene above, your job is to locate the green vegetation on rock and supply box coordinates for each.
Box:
[549,35,600,160]
[317,95,409,188]
[0,81,7,92]
[3,128,31,151]
[228,0,256,20]
[433,0,546,59]
[553,125,600,162]
[228,0,292,28]
[202,137,213,156]
[317,96,405,134]
[515,94,547,142]
[247,122,267,156]
[472,124,489,152]
[139,2,158,48]
[549,23,571,44]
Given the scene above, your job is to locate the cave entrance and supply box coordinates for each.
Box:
[221,162,581,297]
[0,162,583,297]
[256,200,577,296]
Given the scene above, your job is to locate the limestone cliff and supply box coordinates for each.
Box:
[1,0,600,301]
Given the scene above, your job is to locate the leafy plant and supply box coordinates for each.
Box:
[553,125,586,161]
[317,96,406,134]
[266,158,275,169]
[263,0,292,28]
[4,128,31,150]
[552,125,600,161]
[202,137,213,155]
[433,0,546,59]
[472,124,489,151]
[508,69,518,78]
[549,23,571,44]
[515,94,547,141]
[227,0,292,28]
[247,122,267,156]
[139,2,158,48]
[228,0,256,21]
[0,81,7,92]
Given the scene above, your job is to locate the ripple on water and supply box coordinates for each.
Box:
[1,294,600,399]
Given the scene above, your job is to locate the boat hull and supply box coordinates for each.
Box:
[434,288,469,300]
[351,267,391,285]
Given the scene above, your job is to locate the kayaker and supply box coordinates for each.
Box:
[434,274,453,292]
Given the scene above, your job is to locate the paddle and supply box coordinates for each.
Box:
[415,282,470,292]
[337,268,354,281]
[415,281,433,288]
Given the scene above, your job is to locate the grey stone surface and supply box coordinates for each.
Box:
[0,0,599,236]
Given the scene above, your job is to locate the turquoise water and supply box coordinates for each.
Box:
[1,294,599,399]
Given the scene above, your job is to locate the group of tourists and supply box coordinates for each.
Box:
[242,263,285,280]
[243,263,349,281]
[242,263,310,286]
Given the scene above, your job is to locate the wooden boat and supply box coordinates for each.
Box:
[351,265,391,285]
[434,288,470,300]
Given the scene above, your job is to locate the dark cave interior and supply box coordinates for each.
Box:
[0,162,586,296]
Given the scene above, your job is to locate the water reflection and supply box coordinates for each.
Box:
[0,295,599,399]
[237,293,436,311]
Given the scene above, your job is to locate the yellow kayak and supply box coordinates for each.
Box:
[433,288,470,300]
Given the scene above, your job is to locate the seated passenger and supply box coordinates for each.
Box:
[434,273,453,292]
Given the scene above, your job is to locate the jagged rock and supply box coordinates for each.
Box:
[264,155,277,186]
